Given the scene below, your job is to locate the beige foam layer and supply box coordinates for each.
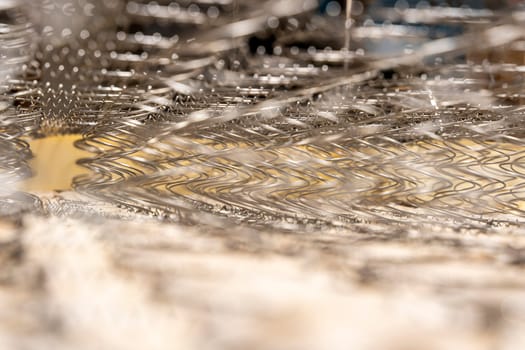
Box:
[21,135,92,192]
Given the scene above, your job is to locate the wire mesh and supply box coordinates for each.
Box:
[1,0,525,231]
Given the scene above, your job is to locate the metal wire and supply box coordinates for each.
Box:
[2,0,525,231]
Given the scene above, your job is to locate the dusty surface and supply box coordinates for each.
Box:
[1,194,525,350]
